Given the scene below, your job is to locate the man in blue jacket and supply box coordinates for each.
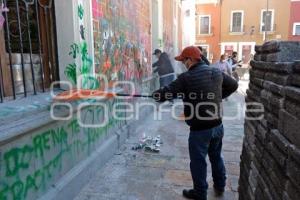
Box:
[152,46,238,200]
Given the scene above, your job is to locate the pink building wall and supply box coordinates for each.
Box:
[289,1,300,41]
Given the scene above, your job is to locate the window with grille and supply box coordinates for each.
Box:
[231,11,243,32]
[293,23,300,36]
[261,10,274,32]
[0,0,58,102]
[199,16,210,34]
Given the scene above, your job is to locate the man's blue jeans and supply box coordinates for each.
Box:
[188,124,226,199]
[159,74,175,88]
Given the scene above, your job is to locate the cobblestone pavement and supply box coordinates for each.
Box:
[74,90,246,200]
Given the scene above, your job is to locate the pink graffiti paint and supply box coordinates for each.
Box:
[0,3,9,28]
[92,0,103,18]
[91,0,153,82]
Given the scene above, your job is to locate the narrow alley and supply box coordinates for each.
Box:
[74,92,245,200]
[1,0,300,200]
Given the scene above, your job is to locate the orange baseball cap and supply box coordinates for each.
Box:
[175,46,202,61]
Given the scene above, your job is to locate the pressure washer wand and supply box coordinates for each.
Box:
[53,90,154,102]
[116,93,183,99]
[115,93,153,98]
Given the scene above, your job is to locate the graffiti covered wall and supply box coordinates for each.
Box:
[0,1,160,200]
[92,0,152,88]
[0,98,125,200]
[163,0,174,55]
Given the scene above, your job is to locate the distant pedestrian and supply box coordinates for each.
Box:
[152,49,175,88]
[227,51,241,70]
[198,46,210,66]
[227,52,242,82]
[216,55,232,76]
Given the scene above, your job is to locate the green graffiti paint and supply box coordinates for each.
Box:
[0,185,9,200]
[65,4,99,90]
[11,181,23,200]
[32,133,44,158]
[78,4,84,20]
[23,174,37,198]
[4,145,34,177]
[1,98,126,199]
[64,63,77,85]
[2,145,65,199]
[68,120,80,137]
[91,0,153,86]
[4,128,68,177]
[4,148,19,177]
[33,169,45,191]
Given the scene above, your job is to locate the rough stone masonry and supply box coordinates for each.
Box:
[239,41,300,200]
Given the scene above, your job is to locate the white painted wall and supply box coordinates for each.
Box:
[158,0,163,46]
[54,0,77,88]
[151,0,163,65]
[54,0,94,89]
[152,0,159,52]
[182,0,196,47]
[82,0,95,74]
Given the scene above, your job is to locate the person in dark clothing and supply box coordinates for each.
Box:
[227,51,239,70]
[152,49,175,88]
[228,51,242,82]
[198,46,210,66]
[152,46,238,200]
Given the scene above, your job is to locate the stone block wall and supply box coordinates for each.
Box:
[239,41,300,200]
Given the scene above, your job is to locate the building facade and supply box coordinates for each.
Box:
[195,0,293,65]
[182,0,196,47]
[195,0,221,64]
[220,0,290,64]
[289,0,300,41]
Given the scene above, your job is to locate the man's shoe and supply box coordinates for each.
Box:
[182,189,206,200]
[182,189,196,199]
[213,185,225,196]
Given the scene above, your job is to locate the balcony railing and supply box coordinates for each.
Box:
[229,25,245,34]
[260,23,277,33]
[226,24,277,35]
[198,26,214,36]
